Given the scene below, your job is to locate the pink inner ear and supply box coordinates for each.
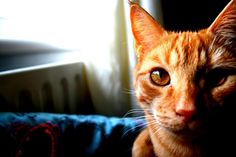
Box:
[130,3,167,54]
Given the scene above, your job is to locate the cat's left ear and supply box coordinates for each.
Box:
[130,2,167,57]
[208,0,236,46]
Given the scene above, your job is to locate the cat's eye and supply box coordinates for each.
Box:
[214,76,226,86]
[150,68,170,86]
[206,69,228,88]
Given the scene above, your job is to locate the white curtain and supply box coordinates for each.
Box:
[80,0,131,116]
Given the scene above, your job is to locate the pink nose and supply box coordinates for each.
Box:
[175,103,196,121]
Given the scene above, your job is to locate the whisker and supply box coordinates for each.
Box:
[122,117,147,137]
[123,109,144,118]
[122,88,136,95]
[122,125,145,138]
[122,111,152,136]
[144,115,164,136]
[122,108,161,136]
[153,126,162,135]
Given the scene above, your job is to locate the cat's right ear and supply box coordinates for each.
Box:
[130,2,167,57]
[208,0,236,49]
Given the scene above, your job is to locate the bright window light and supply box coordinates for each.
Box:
[0,0,117,50]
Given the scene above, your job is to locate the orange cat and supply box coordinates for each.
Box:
[130,0,236,157]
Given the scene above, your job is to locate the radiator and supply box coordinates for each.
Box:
[0,62,94,114]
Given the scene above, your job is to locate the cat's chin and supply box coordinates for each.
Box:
[161,120,205,141]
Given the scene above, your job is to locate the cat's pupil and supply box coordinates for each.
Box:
[150,68,170,86]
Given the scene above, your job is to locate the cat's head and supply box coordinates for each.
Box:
[130,0,236,139]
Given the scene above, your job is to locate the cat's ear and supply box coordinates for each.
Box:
[130,2,167,56]
[208,0,236,46]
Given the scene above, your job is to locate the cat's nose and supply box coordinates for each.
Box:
[175,102,197,121]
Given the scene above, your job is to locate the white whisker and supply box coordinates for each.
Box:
[122,117,147,137]
[123,109,144,118]
[122,88,136,95]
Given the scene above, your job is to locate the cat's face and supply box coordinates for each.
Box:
[130,0,236,140]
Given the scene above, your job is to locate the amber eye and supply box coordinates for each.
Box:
[150,68,170,86]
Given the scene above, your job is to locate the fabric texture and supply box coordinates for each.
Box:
[0,112,144,157]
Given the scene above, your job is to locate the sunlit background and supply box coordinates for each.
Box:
[0,0,125,67]
[0,0,118,49]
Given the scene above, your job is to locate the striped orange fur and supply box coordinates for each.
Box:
[130,0,236,157]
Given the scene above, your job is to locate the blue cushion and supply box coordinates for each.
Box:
[0,112,145,157]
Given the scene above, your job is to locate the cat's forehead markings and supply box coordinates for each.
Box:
[167,32,192,67]
[148,34,179,65]
[139,32,210,73]
[175,32,205,65]
[169,47,180,67]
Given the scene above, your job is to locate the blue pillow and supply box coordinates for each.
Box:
[0,112,145,157]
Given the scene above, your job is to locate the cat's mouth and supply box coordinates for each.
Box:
[151,111,208,140]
